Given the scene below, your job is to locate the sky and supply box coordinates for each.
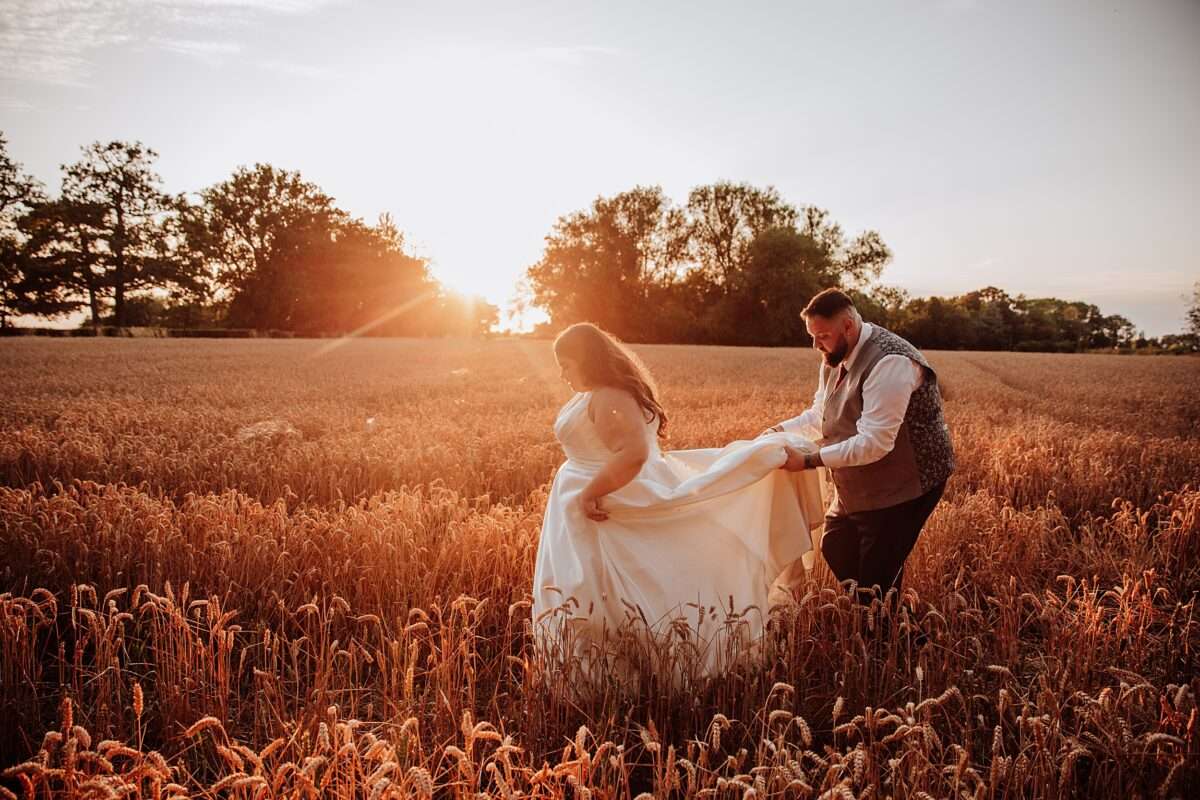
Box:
[2,0,1198,336]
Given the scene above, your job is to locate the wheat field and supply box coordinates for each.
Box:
[1,337,1198,799]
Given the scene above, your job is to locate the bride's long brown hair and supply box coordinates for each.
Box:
[554,323,668,438]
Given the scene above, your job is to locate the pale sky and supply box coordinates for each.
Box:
[2,0,1197,336]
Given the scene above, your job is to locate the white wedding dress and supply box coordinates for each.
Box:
[532,391,825,676]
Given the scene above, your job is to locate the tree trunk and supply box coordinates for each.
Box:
[114,283,125,328]
[88,287,100,333]
[113,204,126,327]
[1,281,13,330]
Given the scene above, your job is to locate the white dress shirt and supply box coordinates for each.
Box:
[779,322,924,469]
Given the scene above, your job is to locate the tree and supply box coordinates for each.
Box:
[686,181,798,287]
[189,165,463,336]
[525,182,894,343]
[796,206,891,287]
[432,292,500,338]
[896,296,975,350]
[58,141,196,326]
[958,286,1017,350]
[224,212,442,335]
[181,163,346,300]
[1187,282,1200,338]
[851,285,910,331]
[313,216,440,336]
[0,132,47,328]
[1091,314,1136,349]
[726,227,833,345]
[19,198,107,327]
[525,185,686,339]
[880,289,1143,353]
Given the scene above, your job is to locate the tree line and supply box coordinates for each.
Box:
[4,131,1196,351]
[0,133,497,336]
[521,183,1199,353]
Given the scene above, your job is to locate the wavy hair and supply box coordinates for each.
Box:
[554,323,668,438]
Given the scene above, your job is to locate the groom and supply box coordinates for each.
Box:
[768,288,954,604]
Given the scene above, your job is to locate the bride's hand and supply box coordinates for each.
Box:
[579,492,609,522]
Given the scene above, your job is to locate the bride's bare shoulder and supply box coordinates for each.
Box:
[587,386,641,422]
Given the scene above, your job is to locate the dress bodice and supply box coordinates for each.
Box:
[554,392,660,469]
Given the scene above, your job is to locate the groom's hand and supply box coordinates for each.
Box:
[580,492,609,522]
[782,446,822,471]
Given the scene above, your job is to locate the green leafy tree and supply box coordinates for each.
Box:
[18,198,107,327]
[525,185,686,340]
[895,296,976,350]
[181,163,346,303]
[57,141,196,326]
[849,285,910,331]
[956,287,1017,350]
[686,182,799,287]
[1092,314,1136,349]
[189,165,467,336]
[0,133,47,328]
[722,227,834,345]
[887,289,1138,353]
[796,205,891,287]
[525,183,892,343]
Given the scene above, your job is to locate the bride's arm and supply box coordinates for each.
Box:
[579,388,651,521]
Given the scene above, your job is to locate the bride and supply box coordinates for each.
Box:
[531,323,824,677]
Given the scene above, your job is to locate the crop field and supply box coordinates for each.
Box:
[1,338,1198,799]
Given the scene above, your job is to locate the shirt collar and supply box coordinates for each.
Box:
[840,321,873,372]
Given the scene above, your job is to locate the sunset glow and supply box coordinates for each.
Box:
[3,3,1200,793]
[2,1,1198,334]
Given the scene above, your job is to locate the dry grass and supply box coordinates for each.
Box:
[1,337,1198,799]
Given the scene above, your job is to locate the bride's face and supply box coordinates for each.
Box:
[556,354,589,391]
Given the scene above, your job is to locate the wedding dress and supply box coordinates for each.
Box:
[531,391,824,676]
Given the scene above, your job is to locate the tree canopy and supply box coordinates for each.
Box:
[2,132,1186,352]
[522,183,1160,352]
[0,134,47,328]
[3,135,496,337]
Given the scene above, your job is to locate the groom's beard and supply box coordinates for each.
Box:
[822,338,850,366]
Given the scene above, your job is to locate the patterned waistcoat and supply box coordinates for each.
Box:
[820,325,955,513]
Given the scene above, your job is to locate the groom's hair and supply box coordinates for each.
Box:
[802,288,858,321]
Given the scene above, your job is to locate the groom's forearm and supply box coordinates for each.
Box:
[779,408,821,438]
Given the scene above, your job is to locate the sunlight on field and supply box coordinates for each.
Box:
[1,339,1198,797]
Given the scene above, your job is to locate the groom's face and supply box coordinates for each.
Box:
[806,313,853,366]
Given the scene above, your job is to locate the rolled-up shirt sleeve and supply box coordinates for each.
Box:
[818,355,924,469]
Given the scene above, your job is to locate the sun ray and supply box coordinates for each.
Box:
[311,290,436,358]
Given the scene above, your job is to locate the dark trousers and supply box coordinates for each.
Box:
[820,481,946,603]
